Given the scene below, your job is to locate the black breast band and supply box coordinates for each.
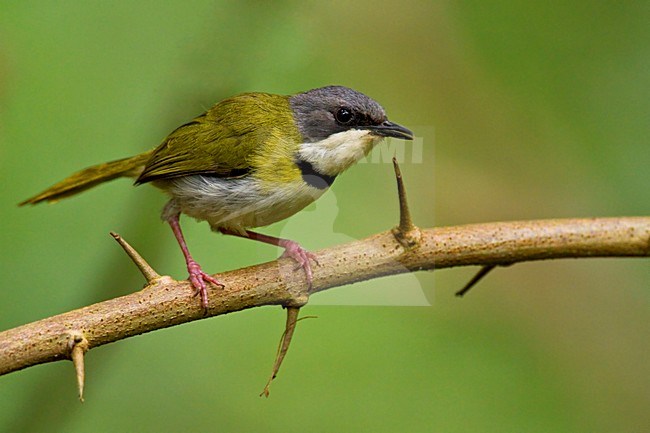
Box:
[295,157,337,190]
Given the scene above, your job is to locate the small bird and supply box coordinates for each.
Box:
[20,85,413,309]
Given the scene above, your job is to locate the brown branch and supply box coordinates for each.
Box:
[1,217,649,381]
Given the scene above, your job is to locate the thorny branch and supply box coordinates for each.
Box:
[1,161,649,399]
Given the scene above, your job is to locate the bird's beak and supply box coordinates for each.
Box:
[364,120,414,140]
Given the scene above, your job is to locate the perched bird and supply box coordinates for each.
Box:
[20,85,413,309]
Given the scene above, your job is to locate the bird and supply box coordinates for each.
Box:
[20,85,414,309]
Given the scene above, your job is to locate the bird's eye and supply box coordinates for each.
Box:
[335,107,354,125]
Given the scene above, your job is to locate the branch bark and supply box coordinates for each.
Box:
[1,217,649,380]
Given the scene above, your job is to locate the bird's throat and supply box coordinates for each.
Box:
[297,129,381,178]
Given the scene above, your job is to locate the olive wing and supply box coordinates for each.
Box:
[136,109,264,184]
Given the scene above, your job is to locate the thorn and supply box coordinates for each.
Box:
[68,331,89,402]
[455,264,497,297]
[260,307,303,398]
[393,157,415,233]
[391,157,421,249]
[110,232,161,283]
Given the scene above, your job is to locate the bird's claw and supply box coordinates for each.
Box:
[280,241,318,287]
[186,260,224,310]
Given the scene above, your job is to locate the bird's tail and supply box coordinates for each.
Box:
[19,151,153,205]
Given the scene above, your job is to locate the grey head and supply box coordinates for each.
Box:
[289,85,413,143]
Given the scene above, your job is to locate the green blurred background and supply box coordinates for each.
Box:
[1,1,649,432]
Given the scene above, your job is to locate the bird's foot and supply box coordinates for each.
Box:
[279,240,319,287]
[186,260,224,310]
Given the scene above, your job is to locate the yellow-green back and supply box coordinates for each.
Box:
[137,92,303,184]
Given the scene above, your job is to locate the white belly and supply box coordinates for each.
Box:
[158,175,327,233]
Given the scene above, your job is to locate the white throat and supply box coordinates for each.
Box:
[297,129,382,176]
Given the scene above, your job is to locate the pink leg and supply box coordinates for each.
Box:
[220,229,318,287]
[168,213,223,309]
